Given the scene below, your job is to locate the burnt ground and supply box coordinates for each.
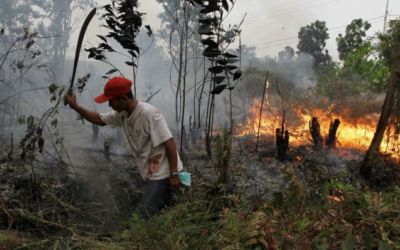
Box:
[0,133,144,237]
[0,132,399,246]
[237,135,400,190]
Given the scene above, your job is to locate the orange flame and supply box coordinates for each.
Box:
[236,99,400,159]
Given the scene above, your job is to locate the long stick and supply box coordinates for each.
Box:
[255,72,269,152]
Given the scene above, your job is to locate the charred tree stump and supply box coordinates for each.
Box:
[7,133,13,161]
[189,116,196,145]
[103,140,111,162]
[182,126,189,150]
[92,124,99,143]
[325,119,341,148]
[309,117,323,149]
[276,128,289,160]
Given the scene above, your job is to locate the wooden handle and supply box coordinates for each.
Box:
[64,88,73,106]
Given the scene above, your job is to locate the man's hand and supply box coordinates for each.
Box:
[169,175,181,190]
[64,92,78,110]
[148,154,162,175]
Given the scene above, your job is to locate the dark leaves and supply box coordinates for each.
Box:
[203,46,221,58]
[85,47,104,59]
[31,50,41,59]
[222,0,229,12]
[195,0,241,94]
[97,35,107,43]
[217,59,228,65]
[105,69,117,75]
[213,76,226,84]
[125,61,136,67]
[209,66,224,74]
[198,25,214,35]
[227,58,239,64]
[233,70,242,80]
[99,43,114,52]
[202,38,218,47]
[16,61,24,69]
[199,17,219,26]
[144,25,153,37]
[104,4,113,15]
[189,0,204,5]
[76,73,91,93]
[223,52,238,58]
[87,1,144,70]
[225,65,237,71]
[26,40,34,49]
[200,5,220,14]
[94,55,106,60]
[211,84,227,95]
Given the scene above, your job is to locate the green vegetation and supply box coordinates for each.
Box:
[120,177,400,249]
[1,172,399,249]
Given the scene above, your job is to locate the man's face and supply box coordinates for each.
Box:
[108,95,127,112]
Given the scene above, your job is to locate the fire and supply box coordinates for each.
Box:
[236,99,400,159]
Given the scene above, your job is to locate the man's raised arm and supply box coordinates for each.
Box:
[64,93,106,126]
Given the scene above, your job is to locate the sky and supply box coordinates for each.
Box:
[75,0,400,61]
[225,0,400,58]
[140,0,400,59]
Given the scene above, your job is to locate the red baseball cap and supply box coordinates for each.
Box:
[94,77,133,103]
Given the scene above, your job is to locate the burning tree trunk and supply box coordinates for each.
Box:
[325,119,341,148]
[276,127,289,161]
[255,72,269,152]
[362,70,400,176]
[309,117,323,149]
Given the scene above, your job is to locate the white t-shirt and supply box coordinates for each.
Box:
[100,101,183,180]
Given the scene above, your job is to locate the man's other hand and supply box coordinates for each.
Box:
[169,175,181,190]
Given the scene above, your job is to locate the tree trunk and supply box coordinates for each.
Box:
[362,70,400,176]
[104,140,111,162]
[92,124,99,143]
[276,128,289,161]
[255,72,269,152]
[325,119,340,149]
[309,117,323,149]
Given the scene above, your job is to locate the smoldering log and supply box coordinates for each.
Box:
[325,119,341,148]
[309,117,323,149]
[276,128,289,160]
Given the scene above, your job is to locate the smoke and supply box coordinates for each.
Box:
[276,52,316,89]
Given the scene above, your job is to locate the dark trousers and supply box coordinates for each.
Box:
[138,178,172,220]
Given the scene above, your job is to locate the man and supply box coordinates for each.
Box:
[64,76,183,219]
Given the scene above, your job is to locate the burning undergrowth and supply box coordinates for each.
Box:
[235,94,400,160]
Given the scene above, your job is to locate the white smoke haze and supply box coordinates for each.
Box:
[1,0,396,185]
[276,52,316,89]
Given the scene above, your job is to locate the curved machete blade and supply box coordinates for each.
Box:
[69,8,96,90]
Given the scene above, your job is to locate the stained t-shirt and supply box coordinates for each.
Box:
[100,101,183,180]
